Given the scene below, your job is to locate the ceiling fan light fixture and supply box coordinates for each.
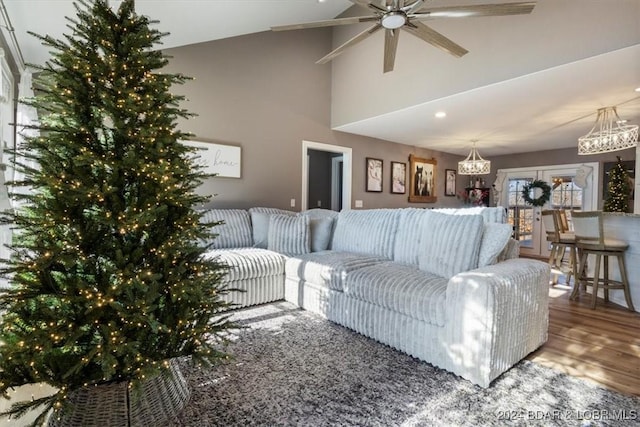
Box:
[458,141,491,175]
[578,106,638,155]
[381,11,406,29]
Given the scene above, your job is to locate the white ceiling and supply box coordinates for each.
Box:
[3,0,640,157]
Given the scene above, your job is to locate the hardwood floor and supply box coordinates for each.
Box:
[528,283,640,397]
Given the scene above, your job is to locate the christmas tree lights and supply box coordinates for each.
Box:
[604,156,632,213]
[0,0,232,423]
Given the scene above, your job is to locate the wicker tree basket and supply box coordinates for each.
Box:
[47,359,189,427]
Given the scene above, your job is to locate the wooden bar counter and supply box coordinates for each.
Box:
[588,212,640,312]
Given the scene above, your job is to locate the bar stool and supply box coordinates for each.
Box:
[571,211,635,311]
[541,210,577,285]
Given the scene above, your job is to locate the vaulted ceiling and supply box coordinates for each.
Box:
[3,0,639,157]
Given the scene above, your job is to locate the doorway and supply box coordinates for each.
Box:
[499,163,599,259]
[307,149,343,210]
[302,141,352,212]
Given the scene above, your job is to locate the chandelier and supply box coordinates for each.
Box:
[458,141,491,175]
[578,106,638,155]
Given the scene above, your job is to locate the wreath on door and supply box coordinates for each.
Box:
[522,180,552,207]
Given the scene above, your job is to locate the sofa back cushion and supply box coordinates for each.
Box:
[331,209,399,259]
[200,209,253,249]
[418,211,484,278]
[433,206,506,224]
[478,223,513,267]
[249,207,296,249]
[393,208,428,266]
[267,214,310,255]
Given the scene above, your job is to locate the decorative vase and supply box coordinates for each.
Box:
[47,359,189,427]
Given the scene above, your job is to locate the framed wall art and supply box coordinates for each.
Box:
[408,154,437,203]
[180,140,242,178]
[366,157,383,192]
[391,161,406,194]
[445,169,456,196]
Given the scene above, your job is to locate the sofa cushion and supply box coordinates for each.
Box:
[268,214,310,255]
[478,223,513,267]
[393,208,428,266]
[418,211,484,278]
[343,262,448,327]
[200,209,253,249]
[300,208,339,220]
[285,251,387,291]
[331,209,399,258]
[433,206,506,224]
[308,217,334,252]
[204,248,285,281]
[300,209,338,252]
[249,208,296,249]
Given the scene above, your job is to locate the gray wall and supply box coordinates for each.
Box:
[488,146,636,209]
[164,29,464,210]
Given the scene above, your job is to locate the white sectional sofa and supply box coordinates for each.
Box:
[201,206,550,388]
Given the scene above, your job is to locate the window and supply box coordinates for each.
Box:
[507,178,534,248]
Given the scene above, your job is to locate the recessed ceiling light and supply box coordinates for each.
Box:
[435,111,447,118]
[635,87,640,92]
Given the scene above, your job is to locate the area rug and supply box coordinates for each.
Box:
[174,302,640,427]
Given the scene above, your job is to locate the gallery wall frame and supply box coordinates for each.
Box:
[366,157,383,192]
[445,169,456,196]
[408,154,437,203]
[391,161,407,194]
[180,140,241,178]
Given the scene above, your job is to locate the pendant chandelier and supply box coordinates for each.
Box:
[458,141,491,175]
[578,106,638,155]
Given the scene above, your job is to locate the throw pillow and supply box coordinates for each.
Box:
[308,217,334,252]
[268,214,311,255]
[249,208,296,249]
[478,223,513,267]
[249,211,271,249]
[418,211,484,278]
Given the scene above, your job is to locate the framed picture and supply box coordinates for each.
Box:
[180,140,242,178]
[366,157,383,192]
[391,161,406,194]
[445,169,456,196]
[408,154,437,203]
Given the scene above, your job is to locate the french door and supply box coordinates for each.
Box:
[499,163,599,259]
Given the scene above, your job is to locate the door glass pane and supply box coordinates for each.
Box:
[507,178,534,248]
[550,176,582,230]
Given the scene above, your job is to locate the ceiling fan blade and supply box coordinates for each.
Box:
[415,2,536,18]
[404,0,426,14]
[272,15,378,31]
[351,0,387,13]
[383,29,400,73]
[316,24,382,64]
[403,21,468,57]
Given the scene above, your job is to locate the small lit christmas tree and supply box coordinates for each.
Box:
[604,156,632,213]
[0,0,232,423]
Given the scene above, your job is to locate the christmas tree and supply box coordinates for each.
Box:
[604,156,632,212]
[0,0,232,423]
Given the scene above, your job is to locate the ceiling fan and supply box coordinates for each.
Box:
[272,1,536,73]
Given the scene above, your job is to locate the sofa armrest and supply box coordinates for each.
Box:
[442,258,550,387]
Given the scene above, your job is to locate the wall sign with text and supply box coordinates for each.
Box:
[180,140,242,178]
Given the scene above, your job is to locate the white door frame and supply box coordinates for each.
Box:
[498,162,599,258]
[302,140,352,212]
[331,156,343,211]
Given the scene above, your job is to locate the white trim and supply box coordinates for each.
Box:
[302,140,352,211]
[331,156,343,211]
[635,144,640,214]
[498,162,600,210]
